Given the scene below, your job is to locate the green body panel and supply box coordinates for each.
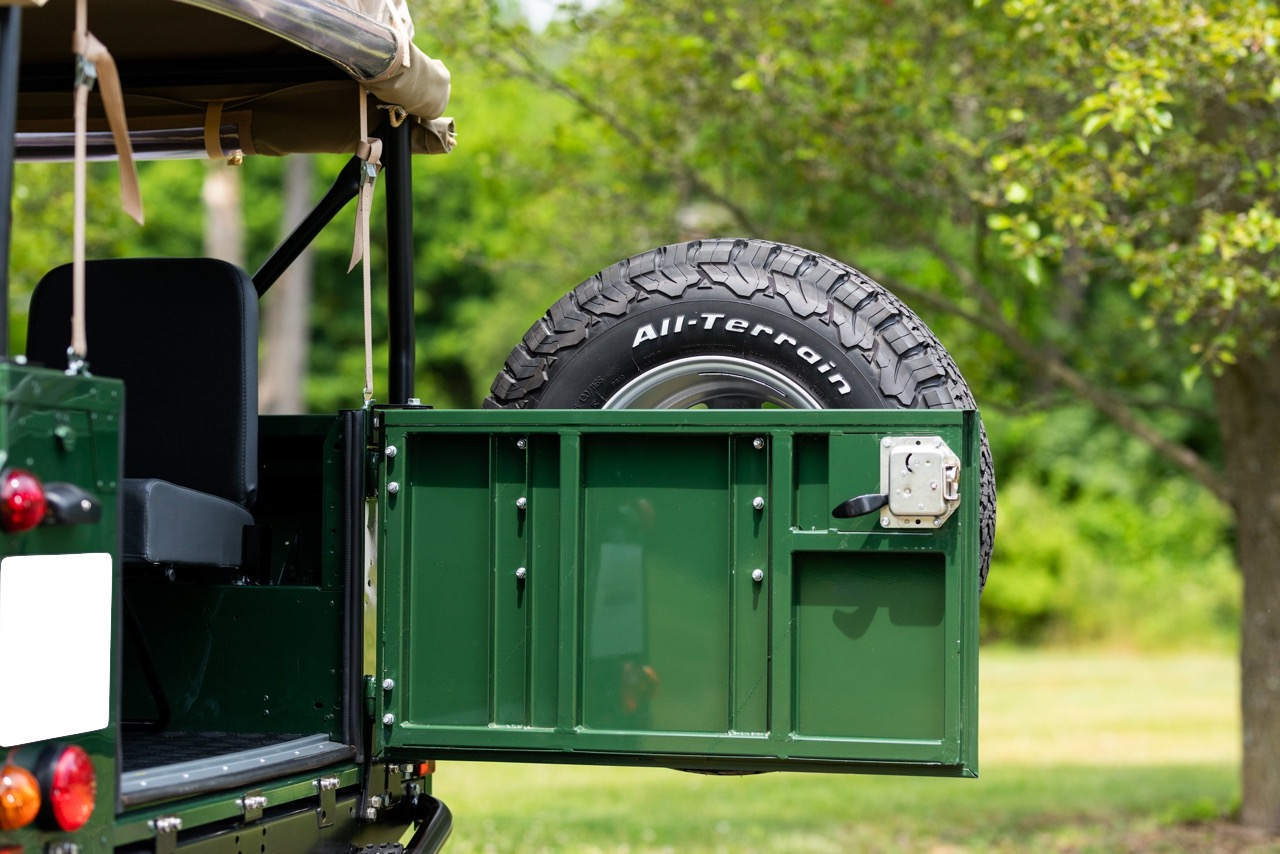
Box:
[0,364,122,851]
[374,408,980,777]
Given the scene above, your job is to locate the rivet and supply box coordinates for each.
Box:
[752,497,765,510]
[385,445,398,458]
[387,481,400,494]
[381,678,395,691]
[880,517,890,527]
[751,569,765,583]
[933,518,943,527]
[382,714,395,726]
[882,437,893,447]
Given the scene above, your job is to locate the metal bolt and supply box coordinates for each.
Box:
[516,437,528,450]
[880,517,890,527]
[515,567,528,581]
[369,796,383,809]
[752,496,765,511]
[382,678,395,691]
[382,713,395,726]
[931,482,939,490]
[385,445,398,458]
[516,497,528,510]
[882,437,893,447]
[407,397,423,406]
[751,569,765,583]
[752,437,765,450]
[387,481,400,494]
[365,807,379,821]
[934,437,943,447]
[933,518,943,527]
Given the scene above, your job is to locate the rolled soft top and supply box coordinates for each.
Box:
[12,0,454,158]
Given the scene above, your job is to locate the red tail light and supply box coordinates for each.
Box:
[0,469,46,533]
[42,745,95,832]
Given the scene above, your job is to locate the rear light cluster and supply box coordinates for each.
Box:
[0,745,95,833]
[0,469,45,534]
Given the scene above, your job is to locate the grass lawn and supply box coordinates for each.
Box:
[433,650,1280,852]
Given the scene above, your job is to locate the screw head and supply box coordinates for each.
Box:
[933,518,943,527]
[752,437,765,450]
[752,496,765,511]
[516,497,528,510]
[387,481,400,494]
[385,445,398,458]
[515,566,528,581]
[751,568,765,583]
[880,517,890,527]
[882,437,893,447]
[381,678,395,691]
[382,713,395,726]
[516,437,528,450]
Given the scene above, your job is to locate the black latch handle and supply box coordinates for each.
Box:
[43,482,102,525]
[831,493,889,519]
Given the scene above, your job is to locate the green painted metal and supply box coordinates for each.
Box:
[374,408,980,777]
[124,583,345,733]
[0,364,122,851]
[111,763,369,849]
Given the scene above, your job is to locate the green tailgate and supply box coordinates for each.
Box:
[374,409,979,777]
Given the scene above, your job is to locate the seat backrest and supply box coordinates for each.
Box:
[26,258,259,507]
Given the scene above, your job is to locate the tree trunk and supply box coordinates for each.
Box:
[202,161,244,267]
[258,156,314,414]
[1215,344,1280,830]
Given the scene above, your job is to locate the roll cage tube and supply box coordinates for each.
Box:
[0,6,19,360]
[254,119,415,404]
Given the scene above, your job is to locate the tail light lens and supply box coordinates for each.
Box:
[0,469,46,533]
[40,745,95,832]
[0,763,40,831]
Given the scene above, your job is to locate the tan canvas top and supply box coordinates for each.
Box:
[15,0,454,157]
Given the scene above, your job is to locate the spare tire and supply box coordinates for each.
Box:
[485,239,995,590]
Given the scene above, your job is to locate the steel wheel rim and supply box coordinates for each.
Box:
[603,356,823,410]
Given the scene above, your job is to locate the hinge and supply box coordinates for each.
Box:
[150,815,182,854]
[238,790,267,822]
[316,775,340,828]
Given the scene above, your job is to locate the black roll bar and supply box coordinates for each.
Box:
[252,154,363,296]
[0,7,20,359]
[253,120,416,405]
[384,120,414,405]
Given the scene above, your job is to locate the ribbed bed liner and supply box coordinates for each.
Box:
[120,731,355,807]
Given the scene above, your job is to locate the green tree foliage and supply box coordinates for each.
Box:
[434,0,1280,826]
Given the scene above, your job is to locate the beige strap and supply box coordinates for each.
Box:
[348,86,382,404]
[70,0,143,369]
[69,0,89,366]
[73,31,142,224]
[204,100,224,160]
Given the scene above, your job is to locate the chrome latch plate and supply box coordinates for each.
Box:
[880,435,961,529]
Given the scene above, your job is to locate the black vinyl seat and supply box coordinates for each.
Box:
[26,258,258,567]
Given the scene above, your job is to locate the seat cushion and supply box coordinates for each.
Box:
[122,479,253,567]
